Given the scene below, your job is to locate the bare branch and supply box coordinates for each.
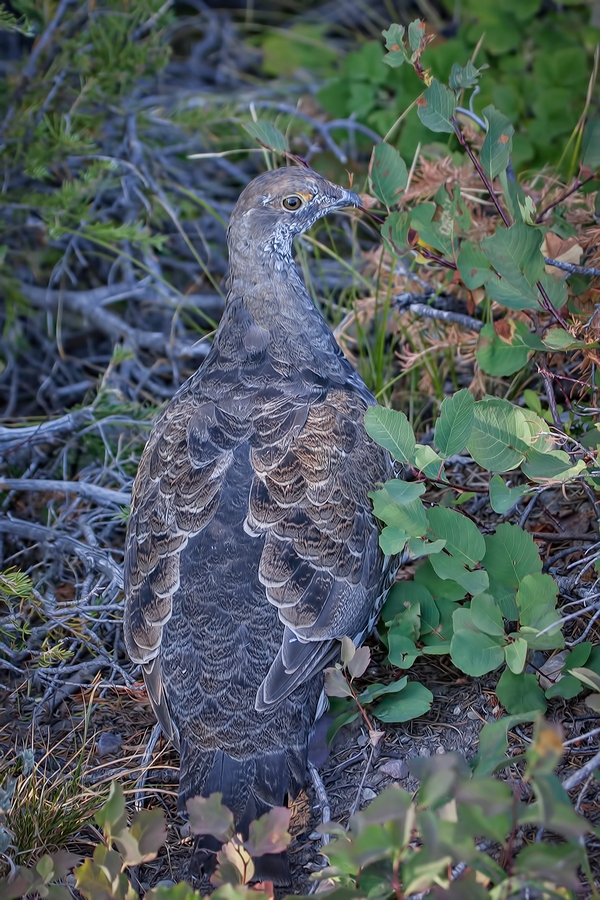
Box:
[0,517,123,585]
[0,478,131,507]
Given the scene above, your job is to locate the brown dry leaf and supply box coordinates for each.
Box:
[541,233,583,278]
[404,155,478,203]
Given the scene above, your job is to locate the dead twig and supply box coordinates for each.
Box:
[0,478,130,508]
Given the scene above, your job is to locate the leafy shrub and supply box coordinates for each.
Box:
[315,0,599,172]
[1,718,597,898]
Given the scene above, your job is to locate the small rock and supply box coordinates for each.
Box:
[467,710,479,720]
[309,831,322,841]
[435,745,445,755]
[362,787,377,801]
[418,746,431,757]
[154,881,176,889]
[453,705,462,716]
[97,731,123,757]
[379,758,408,780]
[357,733,369,747]
[180,822,191,838]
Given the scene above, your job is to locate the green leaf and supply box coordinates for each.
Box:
[466,399,530,472]
[489,475,530,514]
[469,593,505,636]
[522,448,587,484]
[406,537,446,559]
[484,524,542,587]
[415,559,466,601]
[370,479,426,511]
[413,443,445,478]
[369,143,408,207]
[242,120,288,153]
[457,240,493,289]
[383,581,440,634]
[434,389,475,457]
[483,523,542,619]
[481,222,544,302]
[569,667,600,692]
[373,681,433,722]
[115,807,167,865]
[496,669,546,714]
[450,608,505,676]
[505,637,528,674]
[416,79,456,134]
[388,632,420,668]
[486,273,540,311]
[430,552,489,596]
[473,713,537,776]
[382,23,407,67]
[410,202,453,256]
[545,673,583,700]
[427,506,485,567]
[359,675,408,704]
[517,195,537,225]
[525,773,588,839]
[582,118,600,168]
[475,320,533,377]
[364,406,416,465]
[407,19,426,53]
[513,842,582,890]
[95,781,127,834]
[480,106,515,180]
[543,327,585,350]
[448,61,481,91]
[381,211,410,254]
[392,498,429,536]
[379,526,409,555]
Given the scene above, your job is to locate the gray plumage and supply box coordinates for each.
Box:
[123,167,396,883]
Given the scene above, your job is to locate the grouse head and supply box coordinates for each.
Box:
[226,167,361,269]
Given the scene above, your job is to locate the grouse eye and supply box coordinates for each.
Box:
[282,195,303,211]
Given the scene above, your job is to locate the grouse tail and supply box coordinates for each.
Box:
[179,741,306,886]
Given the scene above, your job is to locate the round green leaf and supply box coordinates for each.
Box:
[379,525,409,555]
[450,608,505,676]
[469,593,505,637]
[457,240,493,289]
[496,669,546,714]
[427,505,486,567]
[489,475,531,514]
[475,321,533,377]
[373,681,433,722]
[467,399,530,472]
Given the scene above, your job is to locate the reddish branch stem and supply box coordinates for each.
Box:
[451,116,511,227]
[535,174,596,223]
[451,117,570,329]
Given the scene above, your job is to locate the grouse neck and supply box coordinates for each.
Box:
[227,246,330,337]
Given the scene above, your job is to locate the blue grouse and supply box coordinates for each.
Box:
[123,167,396,884]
